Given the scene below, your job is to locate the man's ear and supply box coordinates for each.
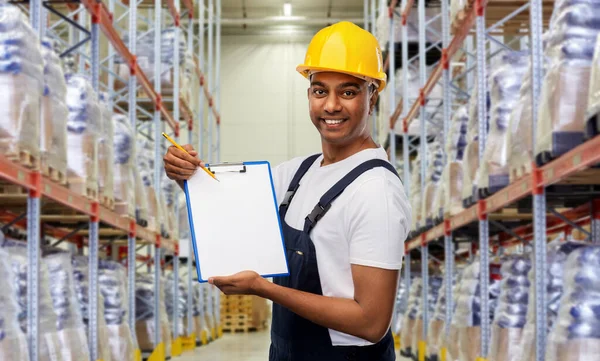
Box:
[369,91,379,114]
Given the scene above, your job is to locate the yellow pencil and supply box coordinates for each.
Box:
[162,132,220,182]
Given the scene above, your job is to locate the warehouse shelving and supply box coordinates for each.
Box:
[0,1,222,361]
[380,0,600,360]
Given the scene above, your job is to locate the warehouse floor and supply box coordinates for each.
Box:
[176,329,411,360]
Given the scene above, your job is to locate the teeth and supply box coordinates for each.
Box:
[324,119,344,125]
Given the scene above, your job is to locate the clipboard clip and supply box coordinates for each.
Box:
[207,162,247,174]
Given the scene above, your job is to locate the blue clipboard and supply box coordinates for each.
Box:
[184,161,289,283]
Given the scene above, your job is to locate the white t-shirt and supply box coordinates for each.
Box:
[271,146,412,346]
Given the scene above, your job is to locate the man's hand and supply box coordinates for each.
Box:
[209,271,265,295]
[163,144,204,189]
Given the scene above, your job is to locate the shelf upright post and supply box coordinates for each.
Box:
[401,0,410,205]
[475,1,490,357]
[530,0,547,359]
[198,0,205,159]
[153,0,163,350]
[370,0,377,139]
[389,2,396,171]
[186,6,195,340]
[215,0,221,164]
[364,0,369,30]
[27,1,42,360]
[207,0,214,163]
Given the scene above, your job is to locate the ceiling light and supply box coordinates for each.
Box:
[283,2,292,17]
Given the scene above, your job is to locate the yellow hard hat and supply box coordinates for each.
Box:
[296,21,387,92]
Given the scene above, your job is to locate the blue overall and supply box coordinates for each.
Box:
[269,154,398,361]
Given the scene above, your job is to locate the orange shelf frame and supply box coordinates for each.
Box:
[405,134,600,251]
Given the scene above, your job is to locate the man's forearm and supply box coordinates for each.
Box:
[255,278,384,343]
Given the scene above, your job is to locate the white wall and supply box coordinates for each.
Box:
[219,34,323,167]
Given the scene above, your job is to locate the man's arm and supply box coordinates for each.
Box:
[213,264,399,343]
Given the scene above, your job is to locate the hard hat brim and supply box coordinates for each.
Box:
[296,65,387,92]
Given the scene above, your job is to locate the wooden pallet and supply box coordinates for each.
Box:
[68,177,98,200]
[222,314,254,333]
[41,163,67,185]
[0,183,27,194]
[5,148,39,170]
[99,193,115,210]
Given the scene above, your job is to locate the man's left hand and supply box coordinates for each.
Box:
[208,271,265,296]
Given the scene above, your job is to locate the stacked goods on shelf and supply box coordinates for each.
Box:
[98,92,115,209]
[135,273,172,357]
[519,236,586,361]
[489,254,532,361]
[43,250,91,361]
[427,270,461,361]
[437,269,464,361]
[546,245,600,361]
[134,169,150,227]
[391,278,409,336]
[443,105,469,216]
[190,282,205,344]
[586,13,600,135]
[536,0,600,164]
[72,255,113,361]
[113,114,135,217]
[204,284,217,337]
[66,73,100,199]
[0,233,28,361]
[410,155,422,232]
[422,140,445,227]
[0,3,43,168]
[461,74,490,207]
[477,51,529,197]
[451,256,501,361]
[137,139,160,233]
[40,37,68,184]
[374,5,441,49]
[412,275,443,358]
[181,51,197,108]
[165,272,188,337]
[194,284,210,343]
[99,260,136,361]
[1,238,63,361]
[399,277,422,357]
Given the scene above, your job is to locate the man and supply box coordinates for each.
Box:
[163,21,411,360]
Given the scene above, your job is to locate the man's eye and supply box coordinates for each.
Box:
[313,89,326,95]
[343,91,355,96]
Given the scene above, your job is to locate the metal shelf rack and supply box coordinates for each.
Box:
[375,0,600,360]
[0,0,222,360]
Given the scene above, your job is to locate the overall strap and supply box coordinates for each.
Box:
[279,154,321,213]
[303,159,399,233]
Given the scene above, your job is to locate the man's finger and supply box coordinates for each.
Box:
[170,146,202,167]
[165,164,196,177]
[164,152,197,170]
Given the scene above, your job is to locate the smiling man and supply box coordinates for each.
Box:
[163,21,411,361]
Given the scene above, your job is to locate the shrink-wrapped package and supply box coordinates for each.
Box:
[546,245,600,361]
[43,250,91,361]
[1,239,62,361]
[0,244,28,361]
[40,37,68,180]
[421,140,445,226]
[400,278,422,357]
[451,0,467,27]
[478,51,528,196]
[66,74,100,195]
[137,139,158,230]
[392,277,409,336]
[135,273,172,356]
[489,255,532,361]
[536,0,600,164]
[439,272,464,361]
[72,256,112,361]
[428,271,461,361]
[410,155,422,232]
[0,3,43,164]
[99,260,136,361]
[165,273,188,337]
[375,5,441,49]
[98,92,114,204]
[507,68,534,181]
[586,19,600,135]
[443,106,469,216]
[113,114,135,216]
[452,257,501,361]
[412,276,443,357]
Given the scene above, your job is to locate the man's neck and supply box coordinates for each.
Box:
[320,136,379,166]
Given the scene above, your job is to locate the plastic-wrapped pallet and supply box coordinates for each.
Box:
[98,92,114,206]
[113,113,135,217]
[452,256,501,361]
[43,250,91,361]
[412,275,443,358]
[194,283,210,343]
[0,3,44,165]
[586,20,600,135]
[443,105,469,216]
[489,255,532,361]
[1,239,62,361]
[400,277,422,357]
[165,273,188,337]
[422,140,445,226]
[137,138,159,232]
[135,273,172,356]
[410,155,422,232]
[0,240,28,361]
[536,0,600,164]
[438,270,464,361]
[478,51,529,196]
[546,245,600,361]
[66,73,100,196]
[98,260,136,361]
[427,271,461,361]
[374,5,440,48]
[518,236,587,361]
[72,256,112,361]
[391,278,409,336]
[506,65,534,181]
[40,37,68,181]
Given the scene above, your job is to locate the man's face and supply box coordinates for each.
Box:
[307,72,376,146]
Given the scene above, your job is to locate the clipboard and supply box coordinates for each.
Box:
[184,161,289,283]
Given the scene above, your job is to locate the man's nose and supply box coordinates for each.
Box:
[324,93,343,113]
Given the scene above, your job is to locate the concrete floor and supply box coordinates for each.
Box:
[175,329,410,360]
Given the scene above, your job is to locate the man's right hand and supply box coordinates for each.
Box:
[163,144,204,189]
